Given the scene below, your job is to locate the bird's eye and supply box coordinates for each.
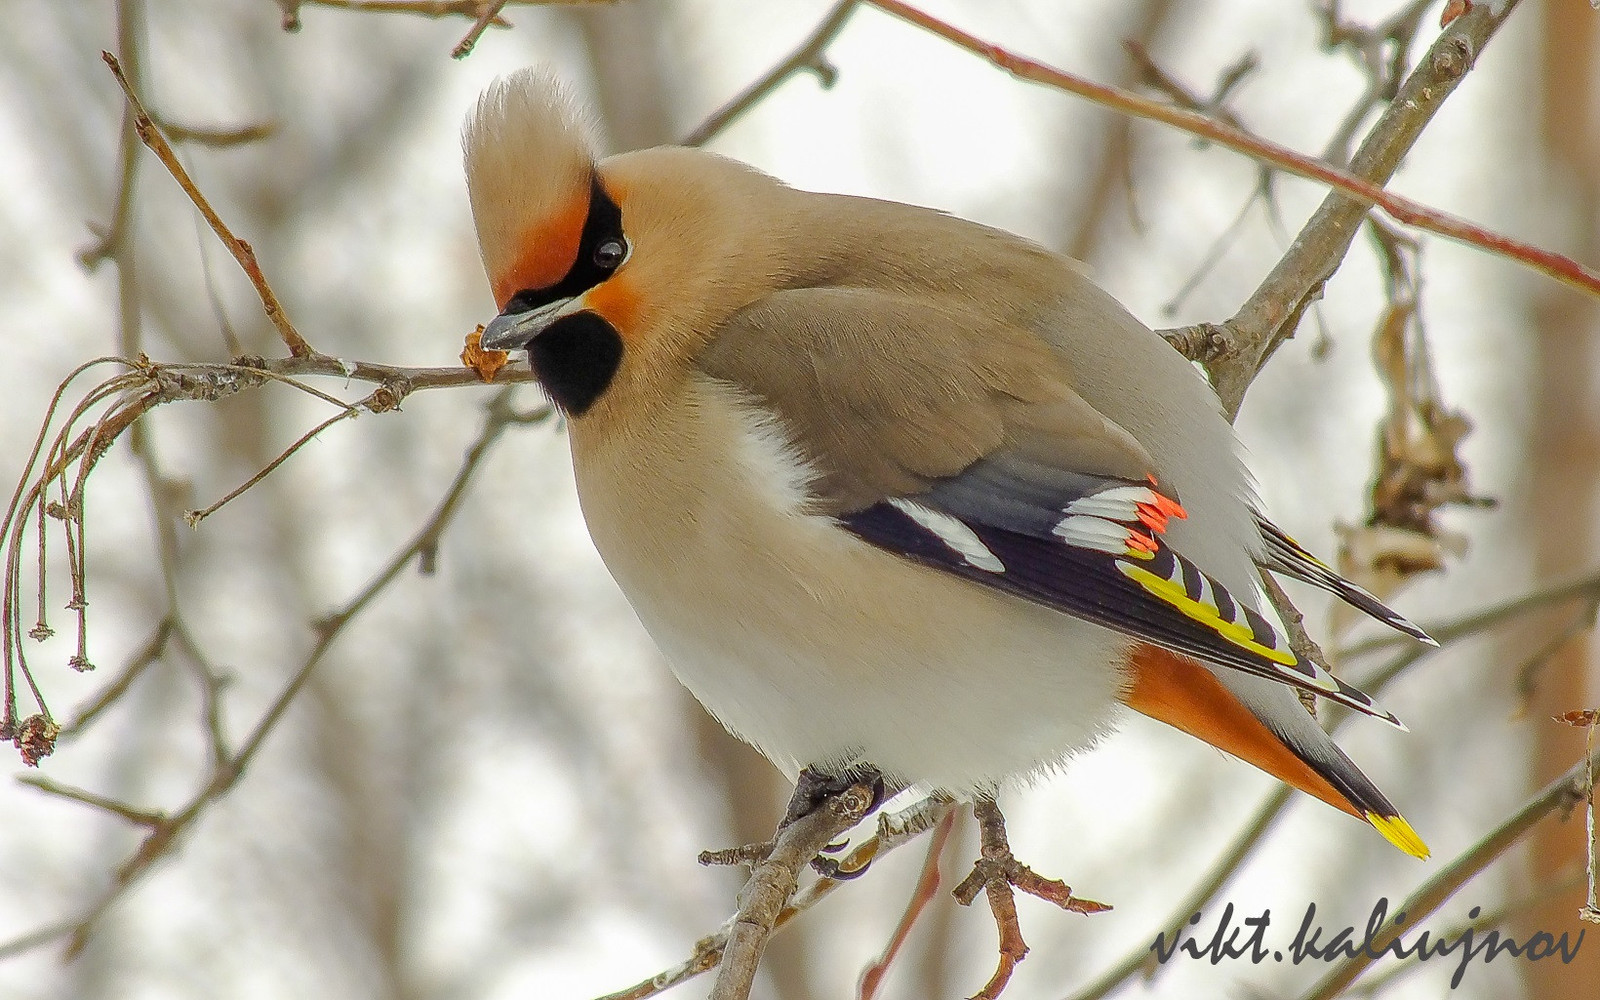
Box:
[593,238,626,269]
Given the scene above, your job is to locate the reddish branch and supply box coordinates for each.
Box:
[863,0,1596,302]
[857,805,958,999]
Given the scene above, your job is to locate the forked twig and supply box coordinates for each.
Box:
[594,796,956,1000]
[710,782,878,1000]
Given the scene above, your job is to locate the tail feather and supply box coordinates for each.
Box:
[1255,515,1436,646]
[1124,643,1429,859]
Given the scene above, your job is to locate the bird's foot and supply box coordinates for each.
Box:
[954,797,1111,1000]
[782,765,885,879]
[781,765,886,827]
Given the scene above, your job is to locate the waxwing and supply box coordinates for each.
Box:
[463,69,1432,859]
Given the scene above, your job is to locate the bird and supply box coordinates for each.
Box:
[462,68,1433,860]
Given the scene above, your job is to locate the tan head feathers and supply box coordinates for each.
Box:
[463,69,599,305]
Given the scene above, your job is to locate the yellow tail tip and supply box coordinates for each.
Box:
[1366,811,1431,860]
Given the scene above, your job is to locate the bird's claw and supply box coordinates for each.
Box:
[810,851,873,880]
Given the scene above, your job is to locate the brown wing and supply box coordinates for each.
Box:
[697,286,1156,514]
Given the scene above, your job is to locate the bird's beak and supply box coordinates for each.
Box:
[480,295,583,352]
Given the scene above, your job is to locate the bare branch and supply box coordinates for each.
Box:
[0,389,550,959]
[101,52,313,357]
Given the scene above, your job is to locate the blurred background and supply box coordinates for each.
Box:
[1,1,1596,998]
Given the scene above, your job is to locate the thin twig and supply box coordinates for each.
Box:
[451,1,509,58]
[857,805,958,1000]
[101,52,313,357]
[78,0,144,272]
[183,399,363,527]
[154,116,275,148]
[1316,1,1435,164]
[301,0,510,22]
[288,0,612,33]
[17,775,166,827]
[680,1,861,147]
[1123,39,1253,129]
[263,353,536,390]
[59,616,175,739]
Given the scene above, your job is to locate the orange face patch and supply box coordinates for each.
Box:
[491,192,589,309]
[581,271,641,339]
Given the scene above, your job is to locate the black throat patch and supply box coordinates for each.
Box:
[527,311,623,416]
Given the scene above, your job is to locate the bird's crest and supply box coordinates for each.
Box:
[463,68,599,305]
